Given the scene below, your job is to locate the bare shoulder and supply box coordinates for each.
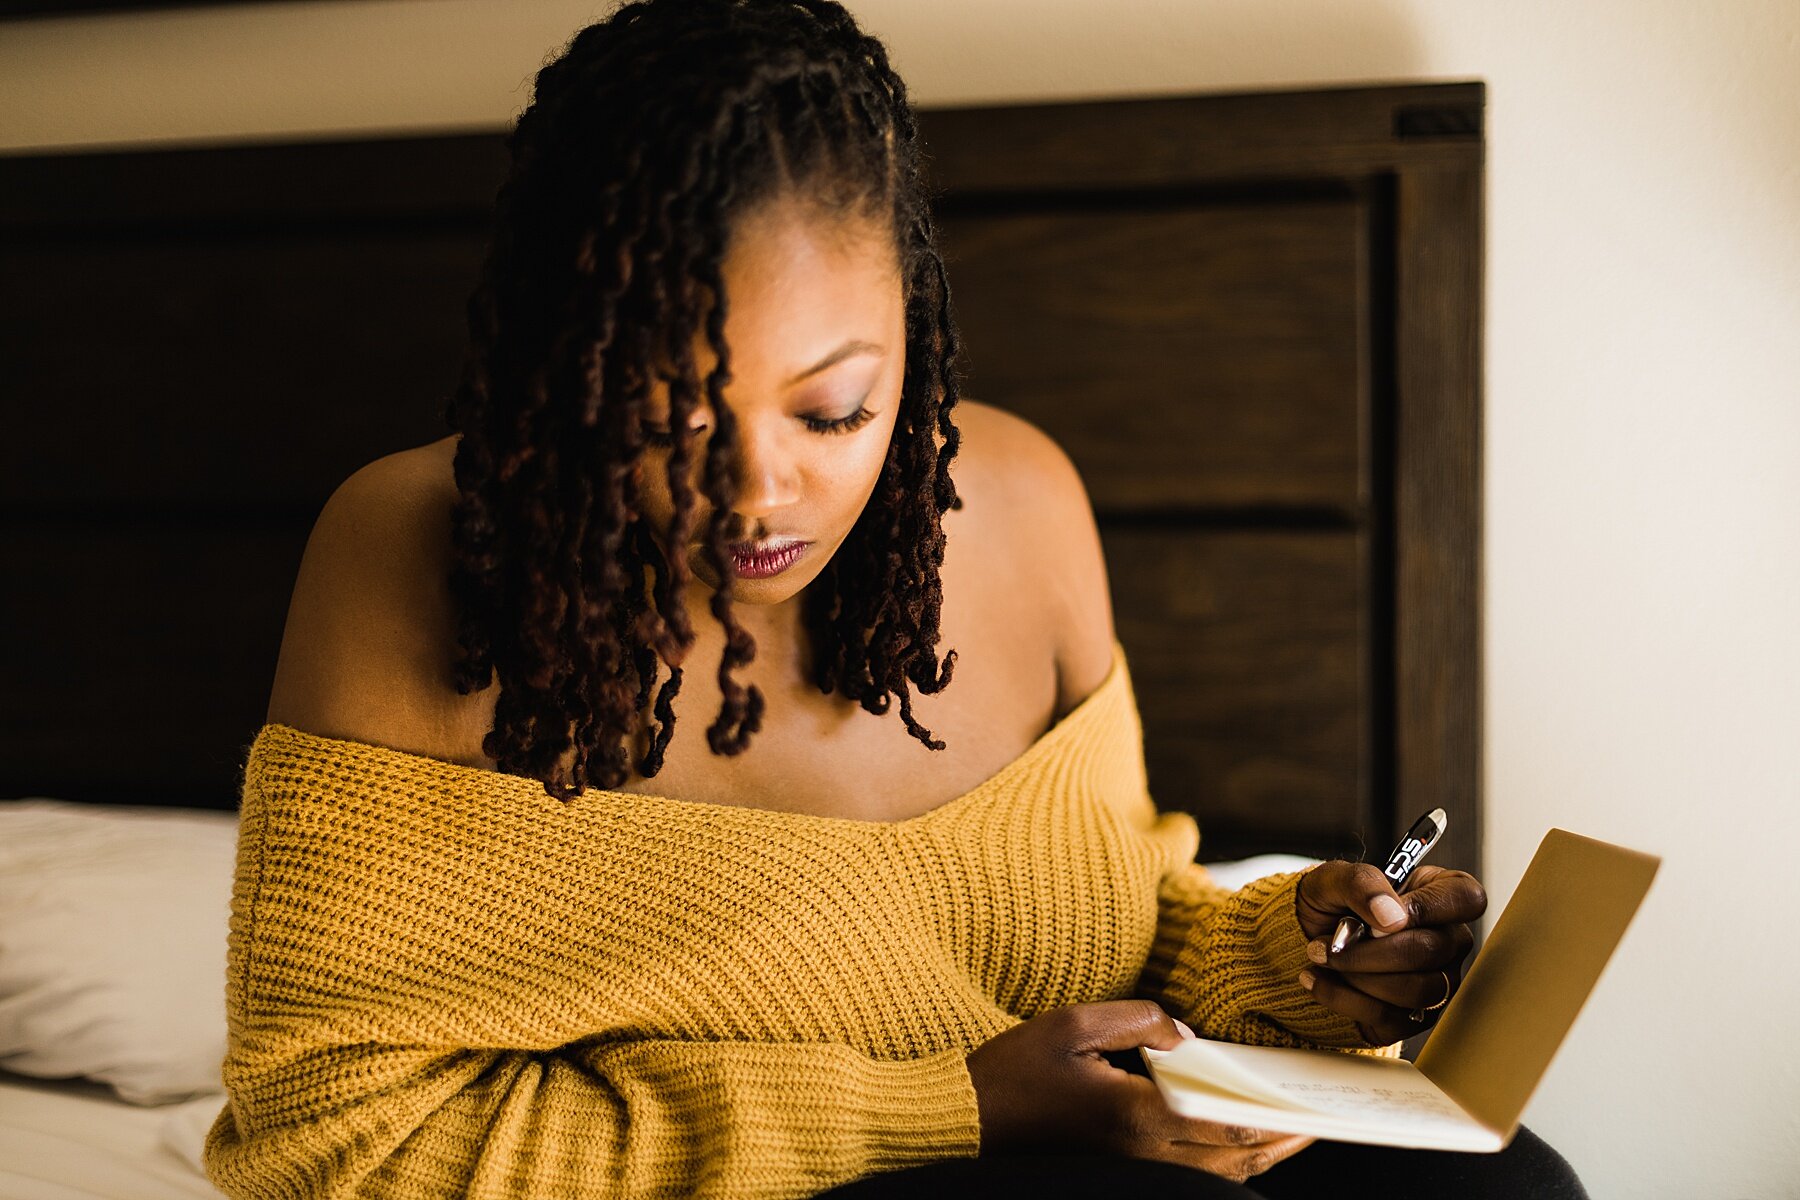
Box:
[264,436,485,762]
[953,400,1117,714]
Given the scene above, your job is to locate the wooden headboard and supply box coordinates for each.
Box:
[0,81,1485,875]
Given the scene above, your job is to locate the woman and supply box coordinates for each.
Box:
[203,1,1587,1197]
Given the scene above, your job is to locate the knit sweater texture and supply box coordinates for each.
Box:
[203,637,1391,1199]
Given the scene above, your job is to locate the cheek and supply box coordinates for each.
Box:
[630,460,660,514]
[823,430,897,512]
[629,456,692,538]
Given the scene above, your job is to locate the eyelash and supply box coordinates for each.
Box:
[641,404,877,445]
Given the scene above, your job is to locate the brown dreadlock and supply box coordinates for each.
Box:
[444,0,967,801]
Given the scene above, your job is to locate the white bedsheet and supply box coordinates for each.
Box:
[0,1072,224,1200]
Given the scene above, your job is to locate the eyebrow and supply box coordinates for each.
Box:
[783,339,886,388]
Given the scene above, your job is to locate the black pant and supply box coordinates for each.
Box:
[808,1125,1588,1200]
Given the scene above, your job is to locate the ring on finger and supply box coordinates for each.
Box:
[1407,970,1451,1023]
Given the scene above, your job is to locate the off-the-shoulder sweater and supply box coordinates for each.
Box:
[202,637,1384,1199]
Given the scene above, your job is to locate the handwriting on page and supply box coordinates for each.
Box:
[1276,1081,1470,1129]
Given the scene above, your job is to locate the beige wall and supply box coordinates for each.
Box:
[6,1,1797,1195]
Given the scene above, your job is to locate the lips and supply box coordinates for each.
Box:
[727,536,806,558]
[724,537,809,578]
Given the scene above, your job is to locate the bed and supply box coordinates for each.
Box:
[0,79,1484,1197]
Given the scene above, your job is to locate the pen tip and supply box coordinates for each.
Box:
[1427,807,1448,827]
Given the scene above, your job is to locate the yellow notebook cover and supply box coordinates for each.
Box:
[1141,828,1660,1151]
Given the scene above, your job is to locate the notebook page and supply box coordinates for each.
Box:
[1140,1039,1501,1150]
[1145,1038,1477,1125]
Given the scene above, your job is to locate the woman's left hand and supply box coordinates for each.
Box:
[1293,862,1488,1045]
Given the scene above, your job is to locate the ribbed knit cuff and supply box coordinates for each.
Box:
[1248,869,1405,1058]
[1138,865,1232,1003]
[856,1049,984,1166]
[1157,870,1385,1051]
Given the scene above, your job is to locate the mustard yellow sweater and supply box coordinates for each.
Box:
[204,638,1385,1199]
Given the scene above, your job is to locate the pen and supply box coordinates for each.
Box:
[1329,807,1449,953]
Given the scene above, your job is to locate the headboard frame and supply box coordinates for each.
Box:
[0,81,1484,876]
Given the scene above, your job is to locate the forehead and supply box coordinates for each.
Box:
[700,202,901,368]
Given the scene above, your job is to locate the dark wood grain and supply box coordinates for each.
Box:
[1391,165,1484,879]
[0,79,1484,916]
[0,132,508,228]
[936,198,1364,514]
[1106,529,1368,861]
[2,229,484,509]
[0,521,305,808]
[916,82,1483,195]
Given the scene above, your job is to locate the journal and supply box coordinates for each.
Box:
[1139,828,1660,1151]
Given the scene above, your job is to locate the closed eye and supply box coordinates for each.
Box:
[800,404,878,436]
[641,403,878,446]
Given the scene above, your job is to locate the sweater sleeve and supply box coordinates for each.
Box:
[202,1031,981,1200]
[1131,863,1402,1058]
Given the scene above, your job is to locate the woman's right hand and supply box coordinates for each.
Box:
[963,999,1313,1184]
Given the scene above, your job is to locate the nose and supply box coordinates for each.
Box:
[725,416,801,520]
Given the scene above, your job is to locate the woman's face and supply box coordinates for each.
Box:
[633,198,907,628]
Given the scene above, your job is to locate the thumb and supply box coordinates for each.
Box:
[1070,999,1194,1053]
[1301,861,1410,937]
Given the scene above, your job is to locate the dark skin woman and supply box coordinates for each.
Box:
[263,1,1549,1194]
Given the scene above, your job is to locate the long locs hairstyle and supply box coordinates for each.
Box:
[444,0,966,801]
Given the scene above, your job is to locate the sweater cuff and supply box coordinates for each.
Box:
[1246,870,1406,1058]
[856,1049,984,1166]
[1241,870,1368,1047]
[1162,870,1377,1050]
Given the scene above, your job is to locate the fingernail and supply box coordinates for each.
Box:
[1306,940,1328,964]
[1174,1018,1196,1039]
[1371,895,1406,930]
[1298,968,1316,991]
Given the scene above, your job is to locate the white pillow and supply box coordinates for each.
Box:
[0,798,238,1105]
[1199,852,1322,890]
